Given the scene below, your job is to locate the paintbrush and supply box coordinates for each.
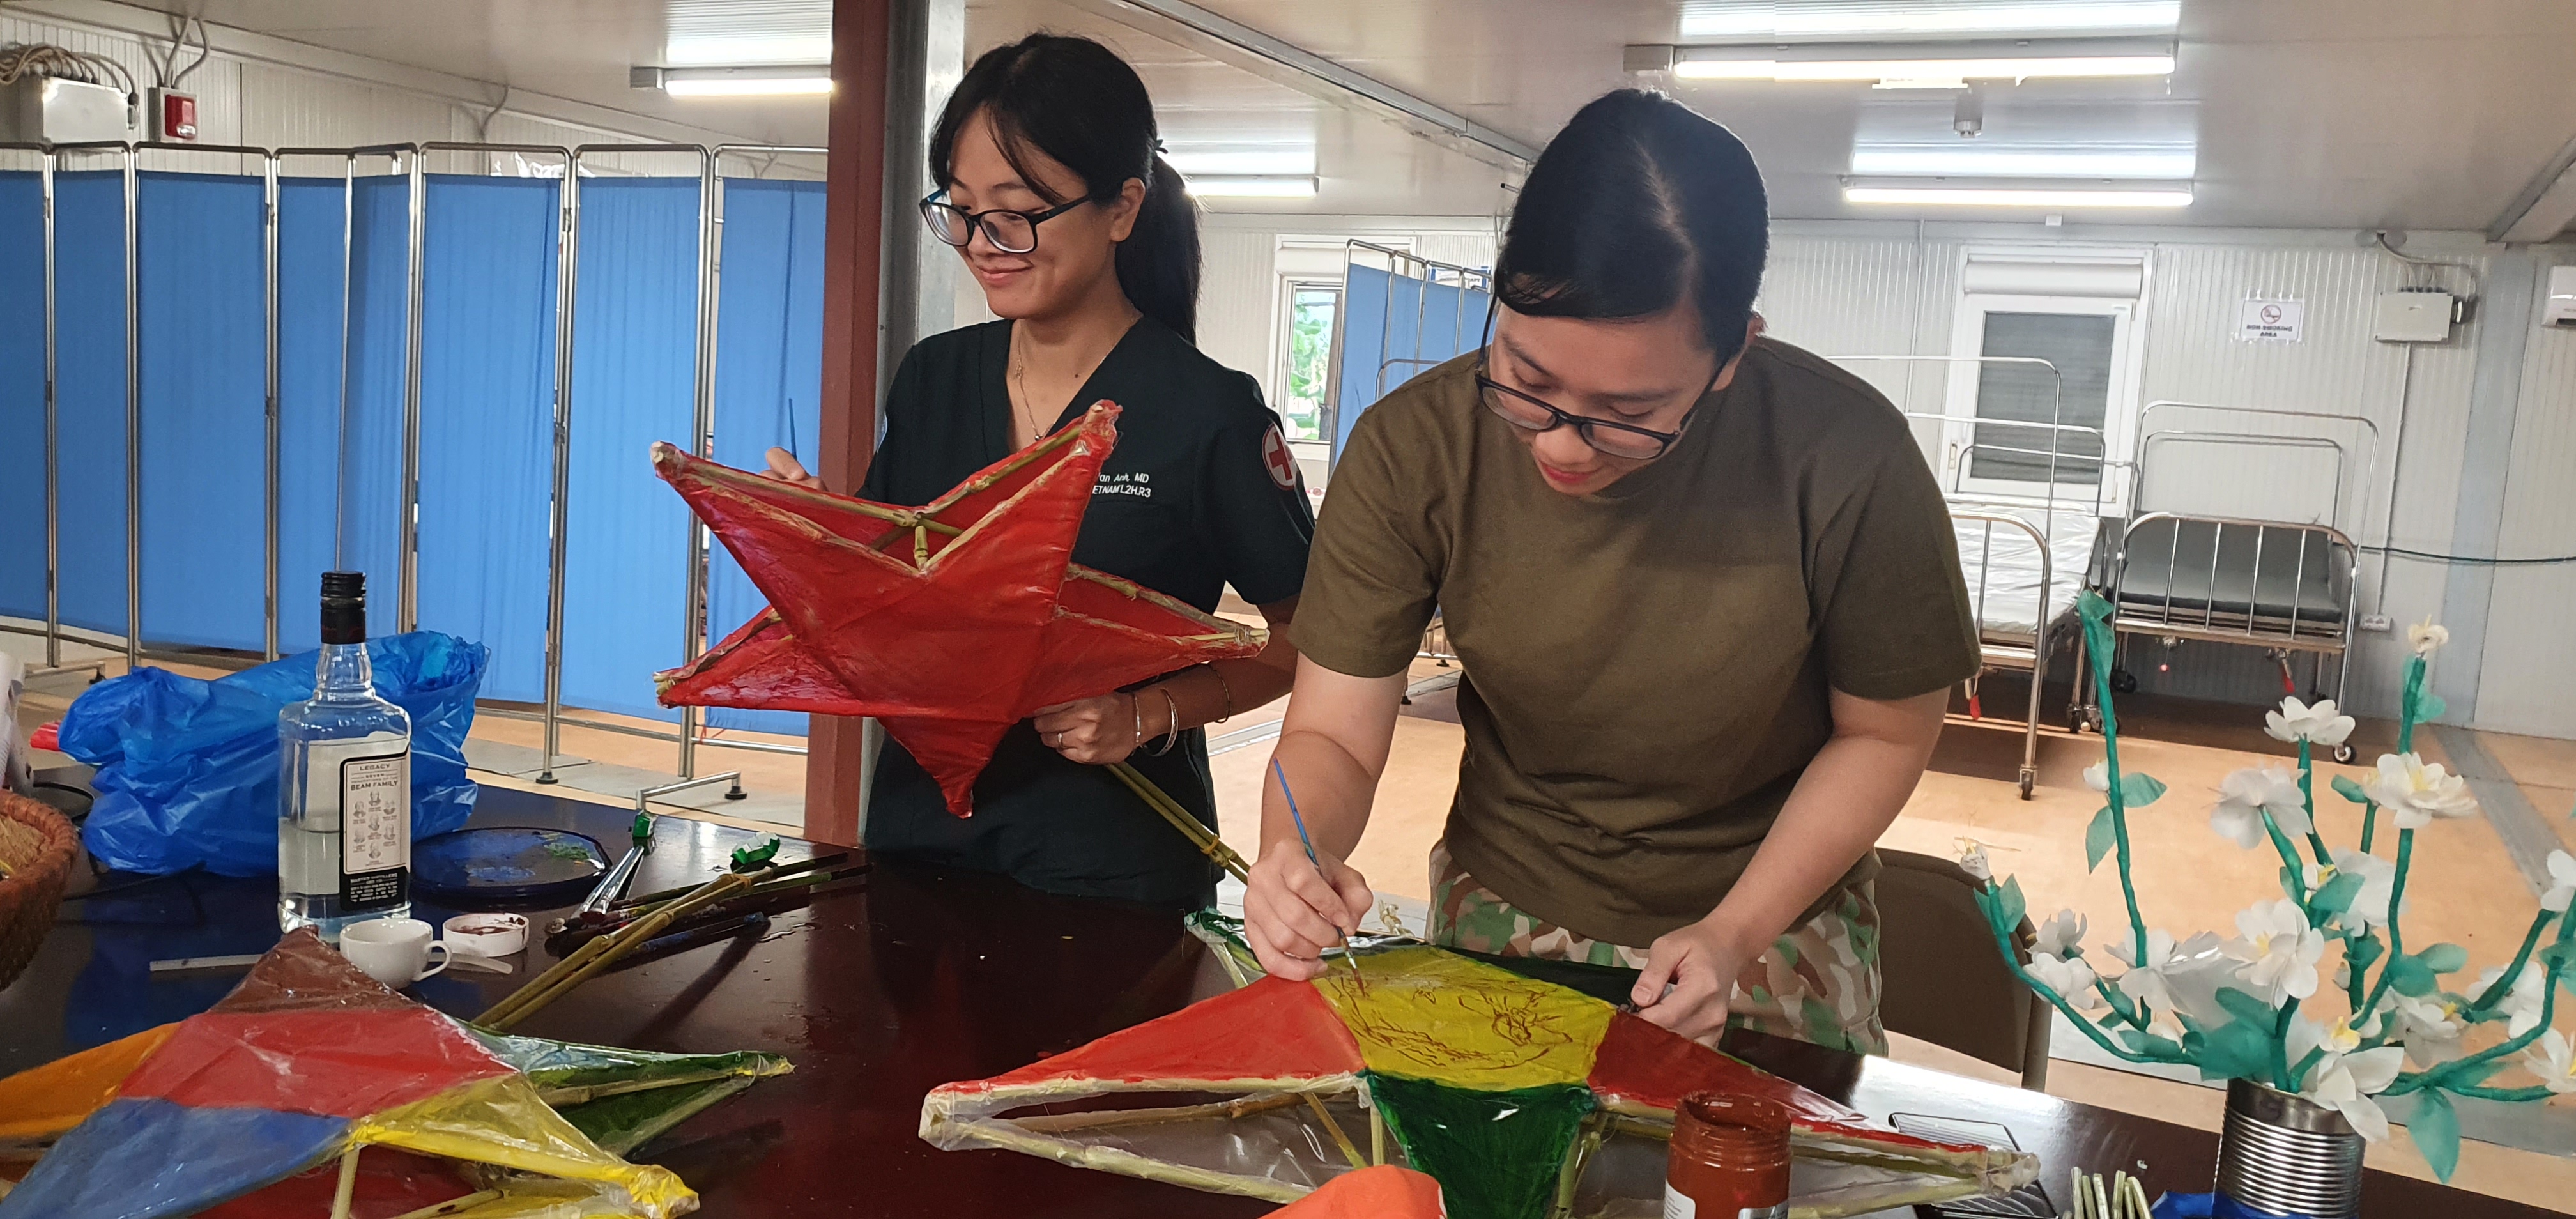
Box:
[1271,758,1364,992]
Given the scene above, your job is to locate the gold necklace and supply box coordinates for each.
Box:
[1008,326,1044,444]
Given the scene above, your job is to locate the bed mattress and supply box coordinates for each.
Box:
[1949,507,2101,646]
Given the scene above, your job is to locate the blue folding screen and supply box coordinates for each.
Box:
[52,170,129,639]
[562,177,699,723]
[334,176,415,627]
[703,178,825,737]
[408,175,560,705]
[1331,264,1490,463]
[0,173,40,627]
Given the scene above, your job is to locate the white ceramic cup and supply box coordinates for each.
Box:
[339,917,451,987]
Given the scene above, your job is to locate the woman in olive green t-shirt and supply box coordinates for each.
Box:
[1243,91,1978,1054]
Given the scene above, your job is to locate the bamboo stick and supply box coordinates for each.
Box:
[1107,762,1251,881]
[1012,1091,1309,1134]
[477,872,755,1031]
[1303,1094,1367,1170]
[328,1146,361,1219]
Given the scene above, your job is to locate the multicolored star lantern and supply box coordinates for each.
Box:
[651,403,1264,814]
[923,929,2038,1219]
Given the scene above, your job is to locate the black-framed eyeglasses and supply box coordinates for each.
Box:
[1473,300,1713,461]
[919,190,1097,256]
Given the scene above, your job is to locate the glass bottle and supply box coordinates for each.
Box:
[278,571,413,940]
[1664,1091,1793,1219]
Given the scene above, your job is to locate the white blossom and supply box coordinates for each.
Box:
[2301,1046,2405,1142]
[1958,842,1993,882]
[2363,753,2478,829]
[2027,953,2103,1011]
[2034,909,2089,958]
[2265,696,2356,747]
[2409,620,2450,657]
[2221,898,2326,1005]
[2287,1014,2366,1077]
[2472,963,2549,1038]
[2083,762,2110,793]
[2527,1031,2576,1095]
[2209,767,2312,849]
[2389,993,2467,1067]
[2303,848,2399,932]
[2543,849,2576,914]
[2107,928,2221,1018]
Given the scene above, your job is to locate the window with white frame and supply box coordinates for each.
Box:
[1278,280,1339,443]
[1942,252,2148,506]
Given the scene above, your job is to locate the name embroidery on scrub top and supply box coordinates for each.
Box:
[1092,471,1154,499]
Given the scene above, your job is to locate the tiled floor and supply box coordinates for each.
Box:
[12,630,2575,1202]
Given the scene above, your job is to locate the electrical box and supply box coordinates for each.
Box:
[0,75,132,144]
[2546,266,2576,328]
[150,88,197,142]
[2372,289,2458,343]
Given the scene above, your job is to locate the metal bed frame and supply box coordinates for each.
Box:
[0,138,827,778]
[1328,240,1490,666]
[1830,354,2109,800]
[2076,401,2377,758]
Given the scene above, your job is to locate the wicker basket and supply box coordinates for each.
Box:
[0,790,79,992]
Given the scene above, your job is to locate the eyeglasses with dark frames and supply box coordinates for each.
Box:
[919,190,1099,256]
[1473,300,1713,461]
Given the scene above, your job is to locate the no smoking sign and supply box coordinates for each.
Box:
[2237,297,2305,343]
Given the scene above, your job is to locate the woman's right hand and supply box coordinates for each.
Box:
[1245,843,1374,981]
[762,447,824,490]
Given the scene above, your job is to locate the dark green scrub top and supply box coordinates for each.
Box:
[857,317,1314,907]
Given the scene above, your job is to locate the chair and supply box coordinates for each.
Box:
[1874,848,2052,1091]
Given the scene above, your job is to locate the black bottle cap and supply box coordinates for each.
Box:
[320,571,368,645]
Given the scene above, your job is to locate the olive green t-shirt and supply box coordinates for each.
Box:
[1294,337,1979,948]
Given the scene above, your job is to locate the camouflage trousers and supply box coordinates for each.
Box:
[1427,839,1887,1055]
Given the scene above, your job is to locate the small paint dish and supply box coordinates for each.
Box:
[442,912,530,958]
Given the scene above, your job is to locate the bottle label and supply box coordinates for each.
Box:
[337,749,410,911]
[1661,1190,1786,1219]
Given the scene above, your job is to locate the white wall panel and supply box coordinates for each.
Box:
[1197,226,1276,400]
[241,63,461,153]
[2472,251,2576,737]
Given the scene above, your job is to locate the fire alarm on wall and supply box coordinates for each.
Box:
[150,88,197,141]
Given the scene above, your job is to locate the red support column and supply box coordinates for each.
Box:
[806,0,893,847]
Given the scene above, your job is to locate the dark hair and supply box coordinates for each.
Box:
[1493,89,1768,363]
[929,34,1200,343]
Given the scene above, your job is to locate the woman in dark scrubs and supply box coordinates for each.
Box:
[764,34,1313,908]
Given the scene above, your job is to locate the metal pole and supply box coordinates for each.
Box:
[123,144,140,673]
[263,151,282,661]
[41,150,59,671]
[336,151,355,569]
[680,147,719,780]
[399,150,427,632]
[538,151,583,783]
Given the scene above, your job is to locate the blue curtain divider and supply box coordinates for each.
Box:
[1331,264,1490,463]
[704,178,825,737]
[0,172,43,626]
[409,174,559,705]
[335,176,413,625]
[273,177,350,654]
[52,170,130,640]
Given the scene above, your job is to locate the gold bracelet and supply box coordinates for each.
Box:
[1150,686,1183,756]
[1209,664,1234,723]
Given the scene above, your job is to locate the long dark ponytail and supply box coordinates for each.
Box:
[930,34,1201,343]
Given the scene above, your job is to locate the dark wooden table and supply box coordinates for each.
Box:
[3,786,2550,1216]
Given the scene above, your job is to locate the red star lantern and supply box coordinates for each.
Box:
[650,403,1264,815]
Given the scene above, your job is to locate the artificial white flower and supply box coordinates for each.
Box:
[2302,1046,2406,1142]
[2472,963,2549,1037]
[2302,848,2399,931]
[2034,909,2089,958]
[2363,753,2478,829]
[2027,952,2104,1011]
[2083,762,2110,793]
[2409,620,2450,657]
[1958,841,1993,882]
[2390,993,2467,1067]
[2106,928,2222,1017]
[2287,1013,2366,1077]
[2209,767,2312,849]
[2221,898,2326,1004]
[2265,696,2356,747]
[2527,1030,2576,1095]
[2543,848,2576,914]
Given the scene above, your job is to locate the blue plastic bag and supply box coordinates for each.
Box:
[61,632,488,877]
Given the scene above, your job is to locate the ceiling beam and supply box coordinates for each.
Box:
[2488,130,2576,244]
[1064,0,1539,172]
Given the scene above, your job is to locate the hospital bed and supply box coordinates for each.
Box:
[2074,403,2373,760]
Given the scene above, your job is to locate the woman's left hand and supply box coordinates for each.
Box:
[1032,693,1144,765]
[1630,916,1757,1043]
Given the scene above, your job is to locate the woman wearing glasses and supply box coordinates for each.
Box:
[1244,91,1979,1053]
[765,34,1312,907]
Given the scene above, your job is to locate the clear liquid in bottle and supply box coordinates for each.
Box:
[279,571,413,940]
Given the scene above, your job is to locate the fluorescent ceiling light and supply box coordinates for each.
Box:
[644,65,832,97]
[1184,174,1318,199]
[1844,183,2191,207]
[666,0,831,66]
[1673,54,2172,84]
[666,35,834,66]
[1162,148,1317,176]
[1850,148,2196,178]
[1681,1,2179,40]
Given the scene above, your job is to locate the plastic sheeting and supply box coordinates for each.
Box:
[59,631,485,876]
[1332,264,1490,463]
